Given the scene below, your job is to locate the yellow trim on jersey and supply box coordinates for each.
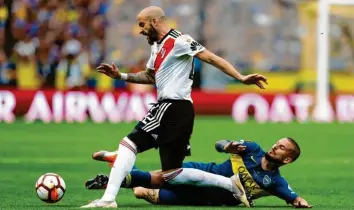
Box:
[230,154,269,198]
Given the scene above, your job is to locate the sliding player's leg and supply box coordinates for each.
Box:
[88,153,235,192]
[133,185,242,206]
[159,142,250,207]
[133,186,208,206]
[87,147,250,206]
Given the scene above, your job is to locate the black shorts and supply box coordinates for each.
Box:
[127,99,194,171]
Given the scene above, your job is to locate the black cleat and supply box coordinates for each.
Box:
[247,194,255,207]
[85,174,109,190]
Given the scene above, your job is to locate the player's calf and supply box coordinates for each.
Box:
[133,187,160,204]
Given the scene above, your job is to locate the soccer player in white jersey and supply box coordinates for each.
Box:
[81,6,268,208]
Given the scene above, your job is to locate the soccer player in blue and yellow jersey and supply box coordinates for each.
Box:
[86,137,312,208]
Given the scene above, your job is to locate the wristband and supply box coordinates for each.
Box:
[120,73,128,80]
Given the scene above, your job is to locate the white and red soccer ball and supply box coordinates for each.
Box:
[35,173,66,203]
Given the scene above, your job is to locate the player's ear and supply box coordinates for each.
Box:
[283,157,292,164]
[151,18,157,27]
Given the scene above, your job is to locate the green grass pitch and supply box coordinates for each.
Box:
[0,117,353,210]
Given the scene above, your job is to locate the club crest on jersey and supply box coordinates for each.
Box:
[263,175,271,186]
[160,48,166,58]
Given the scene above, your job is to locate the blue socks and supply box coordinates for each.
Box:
[121,166,152,188]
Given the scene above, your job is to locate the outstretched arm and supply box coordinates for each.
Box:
[268,177,312,208]
[97,63,155,84]
[195,50,268,89]
[292,196,313,208]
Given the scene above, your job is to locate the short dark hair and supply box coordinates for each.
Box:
[286,137,301,162]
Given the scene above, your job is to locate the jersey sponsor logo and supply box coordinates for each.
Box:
[190,41,201,51]
[263,175,272,186]
[230,154,268,198]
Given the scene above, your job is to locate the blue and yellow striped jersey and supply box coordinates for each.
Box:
[216,140,298,203]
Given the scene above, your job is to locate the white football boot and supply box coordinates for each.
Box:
[230,174,251,208]
[80,199,117,208]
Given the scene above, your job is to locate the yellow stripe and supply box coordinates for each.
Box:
[230,154,267,198]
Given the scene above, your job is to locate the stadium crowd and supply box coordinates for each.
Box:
[0,0,108,90]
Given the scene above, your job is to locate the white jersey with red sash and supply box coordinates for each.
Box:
[146,29,205,102]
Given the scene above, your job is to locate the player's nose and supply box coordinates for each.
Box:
[272,145,278,150]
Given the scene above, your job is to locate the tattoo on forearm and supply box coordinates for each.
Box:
[142,189,159,204]
[126,69,155,84]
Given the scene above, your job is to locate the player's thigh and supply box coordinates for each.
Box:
[130,102,184,152]
[158,100,195,146]
[158,102,194,170]
[159,141,186,171]
[127,125,156,153]
[201,187,242,206]
[159,186,207,206]
[126,103,164,152]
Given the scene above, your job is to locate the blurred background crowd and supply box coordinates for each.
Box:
[0,0,353,92]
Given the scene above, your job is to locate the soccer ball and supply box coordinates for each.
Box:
[35,173,66,203]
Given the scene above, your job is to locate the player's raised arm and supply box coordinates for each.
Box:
[195,50,268,89]
[97,63,155,84]
[215,140,246,154]
[215,140,261,154]
[125,68,155,84]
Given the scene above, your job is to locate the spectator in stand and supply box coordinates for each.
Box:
[12,27,40,90]
[36,33,59,88]
[0,50,16,87]
[56,29,90,90]
[0,0,8,48]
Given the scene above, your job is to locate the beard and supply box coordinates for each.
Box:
[143,24,159,45]
[265,152,284,166]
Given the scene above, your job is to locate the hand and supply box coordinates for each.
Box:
[241,73,268,89]
[224,141,246,154]
[97,62,121,79]
[293,197,313,208]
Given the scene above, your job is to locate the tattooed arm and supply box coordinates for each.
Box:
[126,68,155,84]
[97,63,155,85]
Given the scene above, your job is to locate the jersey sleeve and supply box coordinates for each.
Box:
[267,177,298,204]
[237,140,261,154]
[174,35,205,57]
